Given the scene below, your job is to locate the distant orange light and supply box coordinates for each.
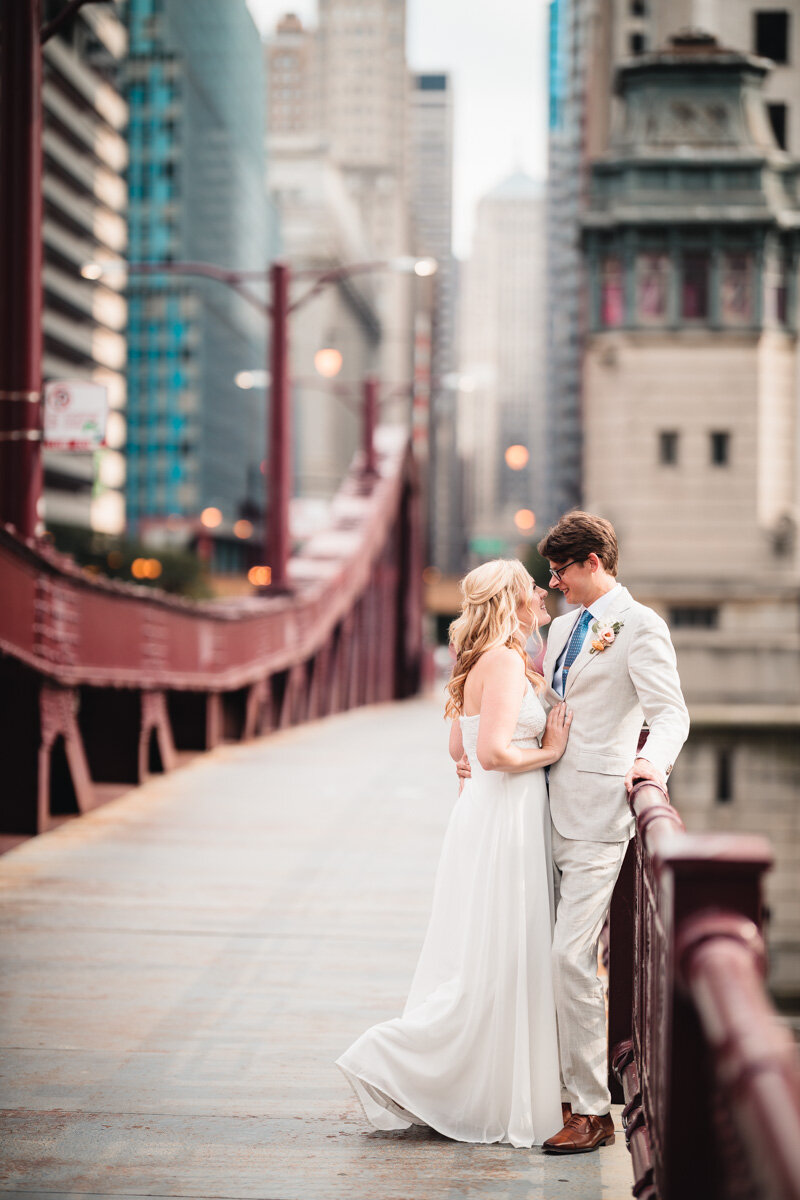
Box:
[233,519,253,539]
[314,347,343,378]
[200,506,223,529]
[505,444,529,470]
[248,565,272,587]
[145,558,162,579]
[514,508,536,533]
[131,557,148,578]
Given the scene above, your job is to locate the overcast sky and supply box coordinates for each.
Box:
[247,0,549,258]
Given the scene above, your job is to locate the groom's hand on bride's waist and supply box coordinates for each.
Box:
[624,757,665,794]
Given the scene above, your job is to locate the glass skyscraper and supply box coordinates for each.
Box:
[123,0,274,542]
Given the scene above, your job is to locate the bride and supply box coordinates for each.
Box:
[336,559,572,1147]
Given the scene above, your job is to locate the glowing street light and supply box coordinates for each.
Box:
[389,256,438,277]
[313,347,344,379]
[200,506,223,529]
[505,444,530,470]
[234,369,270,390]
[233,519,253,539]
[131,557,163,580]
[248,565,272,587]
[514,508,536,533]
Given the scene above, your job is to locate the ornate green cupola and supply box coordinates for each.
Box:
[583,30,800,333]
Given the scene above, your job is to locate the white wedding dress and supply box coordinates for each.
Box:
[336,685,563,1147]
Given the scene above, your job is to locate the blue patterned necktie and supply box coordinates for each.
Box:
[561,609,593,692]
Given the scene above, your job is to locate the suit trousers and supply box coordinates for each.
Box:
[551,826,629,1116]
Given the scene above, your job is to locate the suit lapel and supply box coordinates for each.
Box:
[544,617,574,688]
[564,586,632,695]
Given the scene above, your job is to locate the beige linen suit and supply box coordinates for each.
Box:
[542,585,689,1114]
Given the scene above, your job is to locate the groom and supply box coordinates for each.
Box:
[537,511,689,1153]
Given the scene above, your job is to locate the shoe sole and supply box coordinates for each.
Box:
[543,1135,616,1154]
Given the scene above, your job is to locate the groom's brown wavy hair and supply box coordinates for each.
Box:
[538,510,619,575]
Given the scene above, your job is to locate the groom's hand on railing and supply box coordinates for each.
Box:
[624,757,665,794]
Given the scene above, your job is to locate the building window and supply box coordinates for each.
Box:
[630,0,647,13]
[754,11,790,62]
[629,32,647,54]
[669,605,720,628]
[636,252,670,323]
[720,252,753,325]
[681,251,710,320]
[659,431,679,465]
[767,102,788,148]
[600,257,625,327]
[710,431,730,465]
[714,747,733,803]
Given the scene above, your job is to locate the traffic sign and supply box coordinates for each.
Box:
[43,380,108,450]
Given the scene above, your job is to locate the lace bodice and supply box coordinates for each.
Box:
[459,685,547,765]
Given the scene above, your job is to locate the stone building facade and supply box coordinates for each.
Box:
[581,33,800,996]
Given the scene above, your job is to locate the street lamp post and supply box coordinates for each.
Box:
[269,262,291,591]
[85,257,434,591]
[363,376,379,477]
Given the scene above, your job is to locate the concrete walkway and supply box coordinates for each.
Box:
[0,698,633,1199]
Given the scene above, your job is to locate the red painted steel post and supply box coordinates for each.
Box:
[267,262,291,591]
[0,0,44,537]
[363,376,378,476]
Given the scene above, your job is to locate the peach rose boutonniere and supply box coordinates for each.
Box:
[589,619,624,655]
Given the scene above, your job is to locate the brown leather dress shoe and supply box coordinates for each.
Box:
[561,1102,572,1124]
[543,1112,615,1154]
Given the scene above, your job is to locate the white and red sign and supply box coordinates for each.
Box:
[44,380,108,450]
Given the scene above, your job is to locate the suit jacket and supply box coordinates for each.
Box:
[542,585,689,843]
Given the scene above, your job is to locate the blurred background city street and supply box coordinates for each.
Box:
[1,0,800,1196]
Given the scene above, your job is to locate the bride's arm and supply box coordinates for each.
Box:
[477,648,571,775]
[449,718,464,762]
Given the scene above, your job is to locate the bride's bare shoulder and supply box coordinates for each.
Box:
[471,646,524,679]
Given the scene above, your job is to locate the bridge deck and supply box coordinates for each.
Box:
[0,698,632,1199]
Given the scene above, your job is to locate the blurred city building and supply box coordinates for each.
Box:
[459,173,547,560]
[266,145,381,499]
[120,0,272,562]
[316,0,413,400]
[598,0,800,156]
[545,0,800,526]
[545,0,589,525]
[408,71,461,574]
[267,13,320,137]
[267,16,381,503]
[581,32,800,997]
[40,1,129,535]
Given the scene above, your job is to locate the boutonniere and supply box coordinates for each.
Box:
[589,619,624,654]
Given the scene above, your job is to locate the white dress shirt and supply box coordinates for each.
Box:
[552,583,622,695]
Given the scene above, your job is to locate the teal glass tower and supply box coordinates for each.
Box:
[123,0,274,548]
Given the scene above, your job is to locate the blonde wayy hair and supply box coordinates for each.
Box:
[444,558,545,719]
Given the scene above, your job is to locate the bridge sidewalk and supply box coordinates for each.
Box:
[0,698,633,1200]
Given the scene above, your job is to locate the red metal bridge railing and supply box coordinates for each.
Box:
[0,427,422,838]
[608,780,800,1200]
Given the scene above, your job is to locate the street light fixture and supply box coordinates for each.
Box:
[234,369,270,390]
[505,444,530,470]
[78,254,437,591]
[313,347,344,379]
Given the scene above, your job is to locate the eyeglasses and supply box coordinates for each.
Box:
[549,559,584,583]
